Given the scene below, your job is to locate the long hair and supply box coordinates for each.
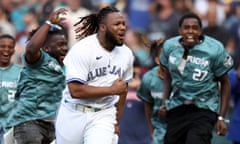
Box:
[150,38,165,67]
[74,6,119,40]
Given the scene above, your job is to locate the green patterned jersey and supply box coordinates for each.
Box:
[0,64,22,127]
[6,51,66,128]
[160,36,234,112]
[137,66,166,129]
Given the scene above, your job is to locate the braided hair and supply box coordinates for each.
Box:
[150,38,165,67]
[74,6,119,40]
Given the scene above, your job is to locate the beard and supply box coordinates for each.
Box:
[105,29,123,46]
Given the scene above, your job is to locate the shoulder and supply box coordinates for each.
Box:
[116,44,134,57]
[202,35,224,50]
[163,36,182,52]
[142,67,157,82]
[69,35,98,54]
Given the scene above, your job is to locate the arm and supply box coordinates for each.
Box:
[144,102,154,135]
[216,73,231,136]
[68,78,127,99]
[25,8,67,64]
[114,90,127,135]
[159,64,172,118]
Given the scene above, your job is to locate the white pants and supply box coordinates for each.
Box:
[55,103,117,144]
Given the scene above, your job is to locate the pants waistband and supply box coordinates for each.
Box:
[64,100,103,112]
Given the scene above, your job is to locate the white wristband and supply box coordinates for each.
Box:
[45,20,62,30]
[45,20,52,26]
[218,116,224,121]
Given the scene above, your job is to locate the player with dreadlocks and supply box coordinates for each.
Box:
[55,6,134,144]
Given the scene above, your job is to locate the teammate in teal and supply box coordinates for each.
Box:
[159,12,234,144]
[6,8,68,144]
[0,34,21,144]
[137,39,166,144]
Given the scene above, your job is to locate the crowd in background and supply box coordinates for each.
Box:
[1,0,240,144]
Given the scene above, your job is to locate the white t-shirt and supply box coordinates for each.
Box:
[62,34,134,108]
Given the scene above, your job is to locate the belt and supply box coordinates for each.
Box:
[64,100,102,112]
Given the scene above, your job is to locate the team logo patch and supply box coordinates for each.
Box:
[223,55,233,68]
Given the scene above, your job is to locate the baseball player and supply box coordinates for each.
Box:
[159,12,234,144]
[6,8,68,144]
[55,6,134,144]
[137,39,166,144]
[0,34,22,144]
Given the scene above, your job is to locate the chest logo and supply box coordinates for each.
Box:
[96,56,103,60]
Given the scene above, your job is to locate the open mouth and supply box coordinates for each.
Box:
[118,33,125,41]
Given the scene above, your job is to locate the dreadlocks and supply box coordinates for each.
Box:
[74,6,119,40]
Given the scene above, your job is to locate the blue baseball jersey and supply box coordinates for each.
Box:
[6,51,66,127]
[0,64,21,127]
[160,35,234,112]
[137,66,166,144]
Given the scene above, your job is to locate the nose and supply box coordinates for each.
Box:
[62,45,68,52]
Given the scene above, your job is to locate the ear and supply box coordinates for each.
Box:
[99,23,106,32]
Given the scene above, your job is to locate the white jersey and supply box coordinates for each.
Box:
[62,34,134,108]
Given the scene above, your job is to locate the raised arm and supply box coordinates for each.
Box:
[25,8,67,64]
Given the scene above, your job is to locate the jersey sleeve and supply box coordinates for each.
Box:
[64,44,89,84]
[213,44,234,78]
[137,73,154,103]
[123,49,134,83]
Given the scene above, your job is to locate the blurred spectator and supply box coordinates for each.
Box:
[125,30,153,76]
[227,64,240,144]
[0,6,16,36]
[147,0,180,41]
[203,2,234,50]
[10,0,38,33]
[57,0,91,47]
[194,0,226,28]
[124,0,152,32]
[229,2,240,68]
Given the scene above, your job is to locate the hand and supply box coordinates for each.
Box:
[159,105,167,118]
[111,78,127,95]
[114,124,120,135]
[216,120,227,136]
[48,8,68,24]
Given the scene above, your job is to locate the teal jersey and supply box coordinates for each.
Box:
[137,66,166,129]
[160,36,234,112]
[0,64,22,127]
[6,51,65,127]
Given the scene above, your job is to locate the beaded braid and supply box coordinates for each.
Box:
[150,38,165,58]
[74,6,120,40]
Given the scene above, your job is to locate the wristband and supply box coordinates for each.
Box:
[45,20,53,26]
[218,116,224,121]
[45,20,62,30]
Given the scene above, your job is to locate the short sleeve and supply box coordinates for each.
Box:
[137,73,154,103]
[213,45,234,78]
[64,44,90,84]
